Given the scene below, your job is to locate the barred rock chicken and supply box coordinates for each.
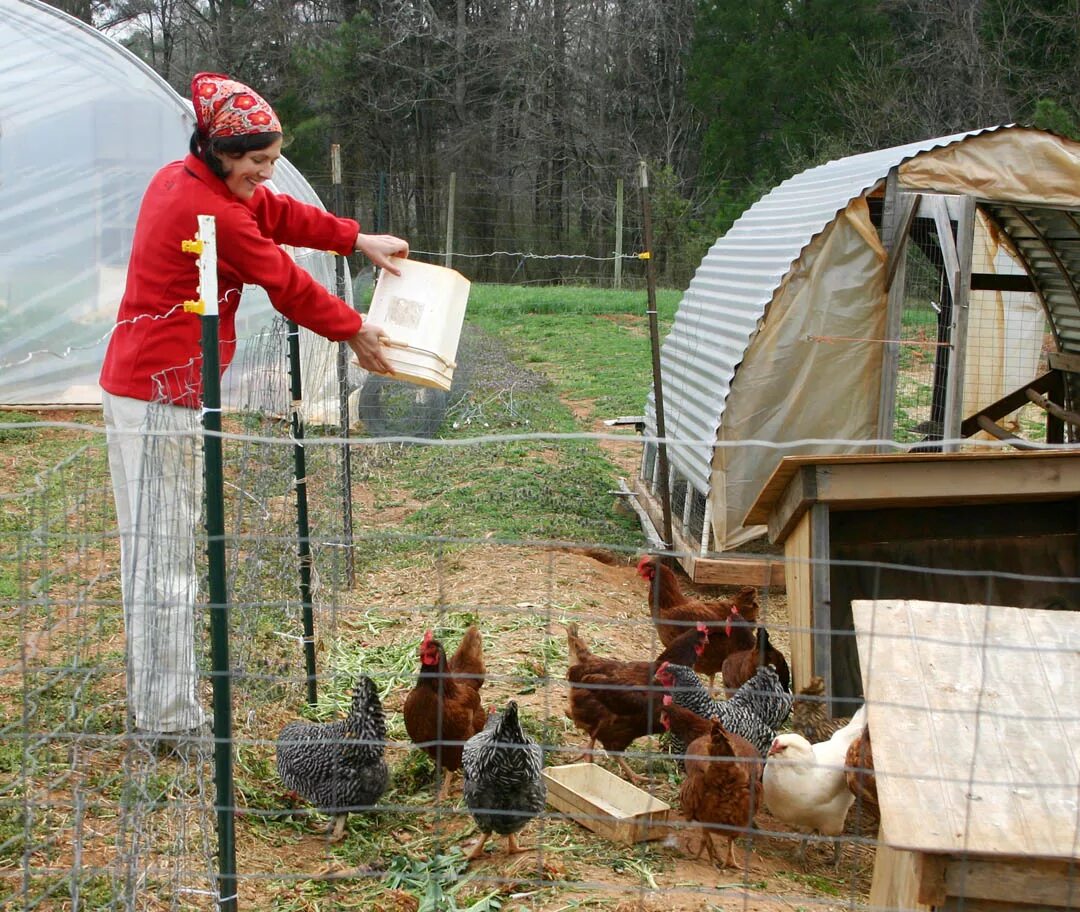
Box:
[657,662,792,758]
[722,626,791,694]
[762,705,867,866]
[636,556,758,692]
[565,621,709,782]
[403,625,486,800]
[276,675,389,842]
[679,719,764,869]
[461,701,546,862]
[790,676,852,744]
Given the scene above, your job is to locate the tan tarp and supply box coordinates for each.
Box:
[711,197,887,547]
[899,129,1080,208]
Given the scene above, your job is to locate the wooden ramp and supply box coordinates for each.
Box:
[852,599,1079,909]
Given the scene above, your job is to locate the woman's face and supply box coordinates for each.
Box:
[221,137,284,200]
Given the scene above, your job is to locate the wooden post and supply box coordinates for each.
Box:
[614,178,624,289]
[444,171,456,268]
[877,168,918,449]
[942,195,977,450]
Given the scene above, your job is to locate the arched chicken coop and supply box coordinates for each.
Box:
[636,126,1080,585]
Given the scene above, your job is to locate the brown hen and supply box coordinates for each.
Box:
[844,725,879,829]
[678,718,763,868]
[721,626,791,694]
[636,556,758,692]
[403,625,486,800]
[565,621,708,782]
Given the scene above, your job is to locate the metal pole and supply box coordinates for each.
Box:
[286,320,318,706]
[187,215,237,912]
[637,161,674,555]
[331,144,356,588]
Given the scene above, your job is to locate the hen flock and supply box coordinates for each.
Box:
[273,555,878,870]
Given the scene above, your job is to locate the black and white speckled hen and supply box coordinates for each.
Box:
[461,700,546,862]
[276,675,389,842]
[657,661,792,758]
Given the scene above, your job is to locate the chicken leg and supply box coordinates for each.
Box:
[464,832,490,861]
[326,813,348,843]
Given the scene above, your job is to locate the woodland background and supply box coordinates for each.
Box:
[45,0,1080,286]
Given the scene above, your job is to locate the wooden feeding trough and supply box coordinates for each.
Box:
[542,762,672,844]
[852,599,1079,911]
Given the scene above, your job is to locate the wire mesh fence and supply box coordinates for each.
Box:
[4,305,1077,911]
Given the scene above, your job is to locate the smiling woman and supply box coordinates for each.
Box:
[97,70,412,744]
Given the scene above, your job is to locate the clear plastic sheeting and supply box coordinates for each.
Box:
[0,0,352,409]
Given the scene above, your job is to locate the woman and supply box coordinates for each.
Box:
[100,72,409,753]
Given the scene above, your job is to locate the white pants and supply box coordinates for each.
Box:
[103,391,208,733]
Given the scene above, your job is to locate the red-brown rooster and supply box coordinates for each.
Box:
[565,620,708,782]
[403,625,486,800]
[721,626,791,694]
[636,556,759,692]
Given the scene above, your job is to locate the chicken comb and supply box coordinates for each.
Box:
[662,693,673,706]
[421,629,434,645]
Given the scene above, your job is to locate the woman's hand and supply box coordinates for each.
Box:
[355,233,410,274]
[347,322,396,375]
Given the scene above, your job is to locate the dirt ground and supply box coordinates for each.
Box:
[4,409,877,912]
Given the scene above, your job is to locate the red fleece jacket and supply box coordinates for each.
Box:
[100,154,362,407]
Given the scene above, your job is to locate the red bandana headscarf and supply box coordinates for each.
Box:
[191,72,281,140]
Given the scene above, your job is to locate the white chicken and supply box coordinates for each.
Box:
[762,704,866,865]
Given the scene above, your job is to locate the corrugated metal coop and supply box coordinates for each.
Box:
[636,125,1080,585]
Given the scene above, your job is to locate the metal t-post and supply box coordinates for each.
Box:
[286,319,318,706]
[185,214,237,911]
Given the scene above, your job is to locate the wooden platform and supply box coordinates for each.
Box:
[853,599,1079,910]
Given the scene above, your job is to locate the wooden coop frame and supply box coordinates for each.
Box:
[631,128,1080,590]
[745,450,1080,706]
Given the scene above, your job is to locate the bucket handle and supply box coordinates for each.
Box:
[381,338,458,371]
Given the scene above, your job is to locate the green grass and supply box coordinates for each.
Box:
[466,284,680,418]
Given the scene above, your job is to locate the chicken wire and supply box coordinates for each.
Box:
[3,326,1079,911]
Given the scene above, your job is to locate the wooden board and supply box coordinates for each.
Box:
[852,600,1080,859]
[542,762,671,843]
[744,450,1080,533]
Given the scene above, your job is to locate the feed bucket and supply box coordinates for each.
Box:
[366,258,470,391]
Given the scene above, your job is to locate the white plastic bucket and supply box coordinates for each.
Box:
[366,259,470,391]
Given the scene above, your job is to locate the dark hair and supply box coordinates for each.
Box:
[189,130,283,179]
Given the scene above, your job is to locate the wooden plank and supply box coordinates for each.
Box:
[744,450,1080,529]
[765,465,817,545]
[944,857,1078,907]
[970,272,1036,292]
[959,370,1062,437]
[853,600,1080,858]
[868,843,933,911]
[1048,351,1080,374]
[691,555,786,588]
[784,510,815,694]
[943,194,975,450]
[809,456,1080,509]
[809,504,833,710]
